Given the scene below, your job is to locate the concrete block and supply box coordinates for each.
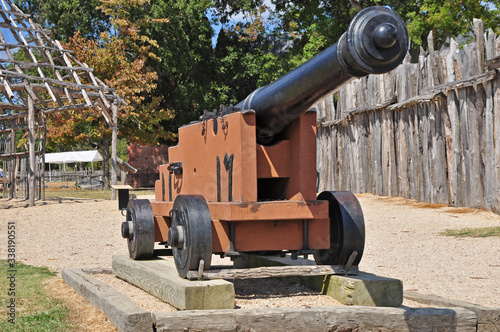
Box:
[112,255,235,310]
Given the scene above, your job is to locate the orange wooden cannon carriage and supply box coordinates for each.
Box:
[121,6,409,278]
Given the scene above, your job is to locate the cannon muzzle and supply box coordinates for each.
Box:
[236,6,409,144]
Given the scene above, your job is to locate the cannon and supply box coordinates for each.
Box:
[121,6,409,278]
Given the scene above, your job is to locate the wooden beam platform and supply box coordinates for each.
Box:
[188,264,358,280]
[404,291,500,332]
[153,306,477,332]
[62,268,152,332]
[62,266,480,331]
[235,254,403,307]
[112,255,235,310]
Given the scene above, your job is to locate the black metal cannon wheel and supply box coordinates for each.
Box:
[121,199,155,260]
[314,191,365,266]
[169,195,212,278]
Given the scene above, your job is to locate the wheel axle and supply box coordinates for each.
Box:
[168,225,185,248]
[121,220,134,240]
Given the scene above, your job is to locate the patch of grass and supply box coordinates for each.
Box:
[44,189,112,200]
[0,261,75,331]
[440,226,500,238]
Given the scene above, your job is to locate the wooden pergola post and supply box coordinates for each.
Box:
[28,95,35,206]
[111,100,118,200]
[41,117,46,201]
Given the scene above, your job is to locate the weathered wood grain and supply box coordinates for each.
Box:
[315,23,498,212]
[494,76,500,213]
[405,290,498,332]
[62,268,153,332]
[190,264,358,280]
[153,306,477,332]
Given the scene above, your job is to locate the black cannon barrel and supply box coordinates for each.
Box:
[236,6,409,144]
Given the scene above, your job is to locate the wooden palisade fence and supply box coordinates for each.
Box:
[316,19,500,213]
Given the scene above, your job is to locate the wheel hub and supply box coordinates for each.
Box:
[121,220,134,240]
[168,225,185,248]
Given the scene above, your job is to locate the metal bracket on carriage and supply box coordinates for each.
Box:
[344,251,359,273]
[167,162,183,175]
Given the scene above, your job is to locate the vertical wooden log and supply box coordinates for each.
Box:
[427,31,440,86]
[428,103,438,203]
[473,19,485,74]
[9,129,14,199]
[406,107,416,199]
[419,104,431,202]
[354,113,366,193]
[381,109,390,196]
[41,118,46,201]
[347,121,356,192]
[457,88,469,206]
[13,157,20,199]
[328,126,334,191]
[444,40,460,205]
[9,157,13,199]
[434,99,449,204]
[399,109,410,198]
[374,110,383,195]
[493,76,500,213]
[336,125,344,191]
[325,127,331,191]
[19,158,25,199]
[467,86,483,208]
[483,81,495,210]
[428,101,448,203]
[28,95,36,206]
[2,160,6,198]
[382,108,397,196]
[367,111,375,193]
[485,29,496,60]
[111,101,118,200]
[316,124,323,192]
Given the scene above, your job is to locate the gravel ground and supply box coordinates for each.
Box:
[1,193,499,309]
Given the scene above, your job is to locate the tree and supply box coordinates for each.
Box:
[214,0,500,60]
[14,0,111,41]
[16,0,174,187]
[405,0,500,49]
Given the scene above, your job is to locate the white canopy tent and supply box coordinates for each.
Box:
[43,150,104,182]
[44,150,103,164]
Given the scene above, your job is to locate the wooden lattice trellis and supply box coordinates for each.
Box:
[0,0,123,206]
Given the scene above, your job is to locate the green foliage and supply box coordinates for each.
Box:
[14,0,110,41]
[0,261,74,331]
[406,0,500,49]
[14,0,500,143]
[141,0,220,129]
